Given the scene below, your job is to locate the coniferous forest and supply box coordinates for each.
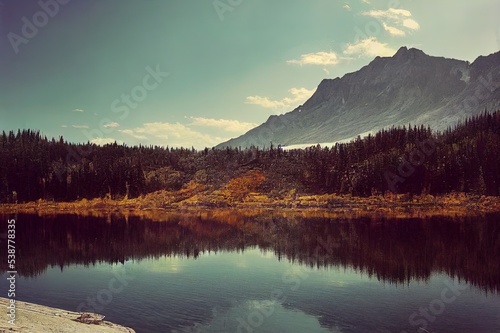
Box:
[0,111,499,203]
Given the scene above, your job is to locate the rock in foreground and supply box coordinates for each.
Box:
[0,298,135,333]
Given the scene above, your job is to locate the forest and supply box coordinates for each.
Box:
[0,110,499,203]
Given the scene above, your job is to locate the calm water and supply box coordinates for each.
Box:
[1,212,500,333]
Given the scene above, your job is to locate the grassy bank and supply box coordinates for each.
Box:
[1,186,500,219]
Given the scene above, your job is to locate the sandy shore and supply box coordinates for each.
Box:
[0,298,135,333]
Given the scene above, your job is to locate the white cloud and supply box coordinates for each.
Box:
[72,109,84,112]
[72,125,89,129]
[382,23,405,37]
[103,121,120,128]
[362,8,420,37]
[287,52,340,66]
[90,137,121,145]
[402,18,420,30]
[343,37,396,57]
[189,117,257,133]
[361,0,370,3]
[61,125,68,128]
[363,8,412,20]
[119,122,225,148]
[285,8,417,67]
[246,87,315,109]
[118,129,148,140]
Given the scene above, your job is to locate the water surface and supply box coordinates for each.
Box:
[1,212,499,333]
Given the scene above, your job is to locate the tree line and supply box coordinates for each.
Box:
[0,110,499,202]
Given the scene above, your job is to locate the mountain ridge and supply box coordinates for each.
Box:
[217,47,500,148]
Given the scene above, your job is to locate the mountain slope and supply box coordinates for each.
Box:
[217,47,500,148]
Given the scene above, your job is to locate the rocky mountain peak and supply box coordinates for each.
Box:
[393,46,426,58]
[217,48,500,149]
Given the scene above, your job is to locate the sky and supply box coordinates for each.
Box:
[0,0,499,149]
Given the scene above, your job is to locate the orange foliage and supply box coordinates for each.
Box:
[225,170,266,200]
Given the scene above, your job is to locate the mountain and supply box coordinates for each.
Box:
[217,47,500,149]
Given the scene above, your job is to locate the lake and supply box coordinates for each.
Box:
[1,212,500,333]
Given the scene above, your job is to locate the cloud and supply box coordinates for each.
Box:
[287,52,340,66]
[72,125,89,129]
[188,117,257,133]
[61,125,68,128]
[362,8,420,36]
[285,8,416,66]
[72,109,84,112]
[363,8,411,20]
[343,37,396,57]
[118,129,148,140]
[103,121,120,128]
[246,87,315,109]
[402,18,420,30]
[90,137,121,145]
[382,23,405,37]
[119,122,225,148]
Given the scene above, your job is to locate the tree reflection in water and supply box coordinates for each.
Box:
[1,212,499,293]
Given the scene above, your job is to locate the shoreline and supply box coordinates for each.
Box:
[0,297,135,333]
[1,192,500,219]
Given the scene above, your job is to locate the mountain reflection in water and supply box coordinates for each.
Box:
[1,212,499,293]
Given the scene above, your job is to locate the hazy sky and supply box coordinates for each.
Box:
[1,0,499,148]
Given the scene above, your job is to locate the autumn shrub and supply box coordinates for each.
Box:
[225,170,266,201]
